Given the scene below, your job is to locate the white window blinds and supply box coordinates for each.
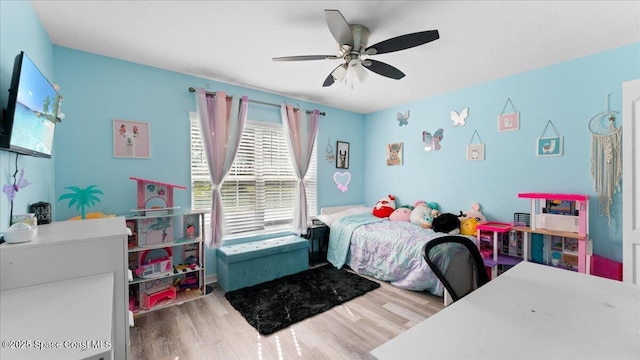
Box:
[190,113,317,238]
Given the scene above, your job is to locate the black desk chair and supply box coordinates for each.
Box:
[423,235,490,303]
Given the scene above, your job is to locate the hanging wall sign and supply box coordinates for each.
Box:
[466,130,485,161]
[498,98,519,132]
[536,120,563,157]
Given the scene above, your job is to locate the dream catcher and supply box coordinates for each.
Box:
[588,94,622,225]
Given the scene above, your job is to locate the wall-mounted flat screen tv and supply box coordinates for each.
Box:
[0,51,60,158]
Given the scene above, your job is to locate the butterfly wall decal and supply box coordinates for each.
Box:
[422,129,444,151]
[2,169,31,202]
[451,107,469,127]
[397,110,410,127]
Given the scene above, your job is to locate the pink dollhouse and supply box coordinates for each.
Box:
[129,177,187,215]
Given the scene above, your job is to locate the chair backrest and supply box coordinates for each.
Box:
[423,235,490,303]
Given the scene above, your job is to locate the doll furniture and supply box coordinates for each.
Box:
[476,222,523,279]
[512,193,591,273]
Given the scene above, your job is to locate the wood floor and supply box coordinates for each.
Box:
[129,271,445,360]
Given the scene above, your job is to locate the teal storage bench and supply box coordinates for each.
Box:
[216,235,309,292]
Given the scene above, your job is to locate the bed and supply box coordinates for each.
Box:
[318,205,477,298]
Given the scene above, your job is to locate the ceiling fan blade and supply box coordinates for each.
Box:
[323,73,335,87]
[362,59,405,80]
[325,9,354,47]
[365,30,439,55]
[273,55,341,61]
[323,63,348,87]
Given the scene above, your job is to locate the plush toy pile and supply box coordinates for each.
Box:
[373,195,397,218]
[389,205,414,222]
[458,203,488,235]
[432,213,461,234]
[410,200,440,229]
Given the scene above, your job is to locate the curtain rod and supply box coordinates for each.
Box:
[188,87,326,116]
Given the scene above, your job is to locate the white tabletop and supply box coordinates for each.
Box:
[1,273,114,360]
[370,261,640,360]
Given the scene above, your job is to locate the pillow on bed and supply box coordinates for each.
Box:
[316,206,371,227]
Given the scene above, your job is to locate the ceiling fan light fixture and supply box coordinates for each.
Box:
[348,59,368,83]
[331,64,347,82]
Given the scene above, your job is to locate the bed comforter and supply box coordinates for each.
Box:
[327,213,469,296]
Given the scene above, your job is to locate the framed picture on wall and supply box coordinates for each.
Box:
[536,136,563,157]
[387,142,403,166]
[113,119,151,159]
[336,141,350,169]
[466,143,485,161]
[498,112,520,132]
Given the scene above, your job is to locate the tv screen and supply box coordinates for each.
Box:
[0,51,60,158]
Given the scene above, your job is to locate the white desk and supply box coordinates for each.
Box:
[370,261,640,360]
[1,273,114,360]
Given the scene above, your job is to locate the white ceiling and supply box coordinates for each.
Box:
[31,1,640,114]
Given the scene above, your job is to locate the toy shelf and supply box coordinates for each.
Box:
[511,226,584,239]
[128,236,202,251]
[126,209,208,321]
[132,287,205,316]
[482,254,523,267]
[129,263,203,285]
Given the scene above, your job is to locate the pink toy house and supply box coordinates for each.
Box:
[129,177,187,215]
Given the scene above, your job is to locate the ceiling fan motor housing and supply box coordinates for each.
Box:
[349,24,369,54]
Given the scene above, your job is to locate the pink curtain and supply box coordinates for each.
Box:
[195,88,248,247]
[281,104,320,235]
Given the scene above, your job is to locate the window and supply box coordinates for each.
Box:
[190,113,317,238]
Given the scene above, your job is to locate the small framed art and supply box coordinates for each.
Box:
[114,119,151,158]
[498,112,519,132]
[336,141,350,169]
[536,136,563,157]
[387,142,403,166]
[466,143,485,161]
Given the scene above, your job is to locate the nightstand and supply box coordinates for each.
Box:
[305,222,329,265]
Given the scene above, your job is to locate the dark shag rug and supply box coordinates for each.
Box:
[224,264,381,335]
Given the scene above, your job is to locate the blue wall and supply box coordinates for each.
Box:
[0,1,56,232]
[51,47,365,221]
[51,48,364,273]
[2,2,637,271]
[363,42,640,262]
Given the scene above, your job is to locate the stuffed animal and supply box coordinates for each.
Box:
[389,205,413,222]
[373,195,397,218]
[460,217,479,236]
[410,201,440,229]
[458,203,488,236]
[432,213,461,234]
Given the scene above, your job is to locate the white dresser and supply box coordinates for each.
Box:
[0,217,129,360]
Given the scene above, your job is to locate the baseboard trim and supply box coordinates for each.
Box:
[206,274,218,286]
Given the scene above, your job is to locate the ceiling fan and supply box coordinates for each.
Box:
[272,9,439,87]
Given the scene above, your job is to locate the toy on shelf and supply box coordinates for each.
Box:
[476,222,522,279]
[141,285,176,309]
[135,247,173,279]
[129,177,187,216]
